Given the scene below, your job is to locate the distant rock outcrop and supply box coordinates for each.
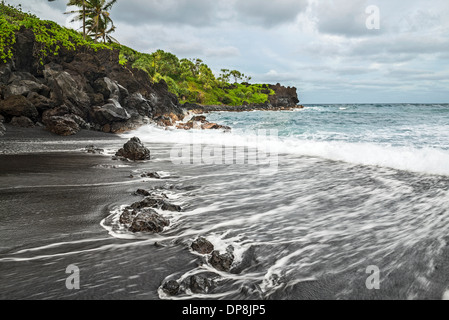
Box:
[268,83,300,108]
[182,83,302,114]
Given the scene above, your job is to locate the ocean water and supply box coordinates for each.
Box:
[117,103,449,299]
[2,104,449,300]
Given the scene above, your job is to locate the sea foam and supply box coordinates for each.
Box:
[123,124,449,176]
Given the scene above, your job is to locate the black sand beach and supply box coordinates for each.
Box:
[3,124,449,300]
[0,125,198,299]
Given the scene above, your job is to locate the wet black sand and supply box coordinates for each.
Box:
[0,125,197,300]
[2,124,449,300]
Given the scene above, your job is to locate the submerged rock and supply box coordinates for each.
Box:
[162,280,180,296]
[191,237,215,255]
[119,204,172,234]
[84,145,105,154]
[201,122,231,131]
[231,246,258,274]
[156,115,174,127]
[141,172,163,179]
[135,189,168,198]
[191,115,207,122]
[128,209,170,233]
[115,137,150,161]
[119,208,135,225]
[130,196,182,212]
[209,249,235,272]
[135,189,151,197]
[176,121,194,130]
[175,116,231,131]
[187,275,214,294]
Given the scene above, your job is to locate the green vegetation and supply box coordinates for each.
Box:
[0,2,109,63]
[115,44,275,106]
[1,1,274,106]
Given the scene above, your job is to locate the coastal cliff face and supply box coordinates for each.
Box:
[0,28,300,136]
[0,27,184,135]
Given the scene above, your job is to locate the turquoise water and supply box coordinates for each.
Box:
[201,104,449,176]
[207,104,449,149]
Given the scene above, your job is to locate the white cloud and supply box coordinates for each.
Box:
[7,0,67,25]
[9,0,449,103]
[204,46,240,58]
[235,0,308,27]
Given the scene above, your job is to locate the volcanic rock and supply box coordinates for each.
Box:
[191,237,215,255]
[115,137,150,161]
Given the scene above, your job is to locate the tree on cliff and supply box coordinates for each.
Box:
[85,6,116,43]
[66,1,87,39]
[83,0,117,43]
[49,0,117,43]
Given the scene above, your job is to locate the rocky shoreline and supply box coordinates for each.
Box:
[0,126,249,298]
[109,137,239,297]
[0,28,184,137]
[0,29,300,138]
[0,28,300,298]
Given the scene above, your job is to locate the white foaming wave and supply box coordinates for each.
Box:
[276,139,449,176]
[122,124,449,176]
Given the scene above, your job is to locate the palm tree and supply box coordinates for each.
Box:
[84,0,117,43]
[68,0,87,39]
[48,0,117,43]
[85,13,117,43]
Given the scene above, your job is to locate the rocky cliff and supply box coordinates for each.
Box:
[0,27,184,136]
[0,28,301,137]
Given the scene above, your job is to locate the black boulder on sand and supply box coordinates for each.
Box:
[116,137,150,161]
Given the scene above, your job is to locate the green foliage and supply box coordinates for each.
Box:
[0,15,19,62]
[0,2,110,65]
[0,3,273,106]
[116,45,273,106]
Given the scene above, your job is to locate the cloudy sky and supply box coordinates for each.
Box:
[9,0,449,103]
